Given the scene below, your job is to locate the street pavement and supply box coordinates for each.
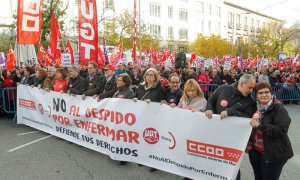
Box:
[0,104,299,180]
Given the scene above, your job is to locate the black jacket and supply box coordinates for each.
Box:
[136,82,165,103]
[130,74,143,86]
[163,87,183,105]
[219,73,234,85]
[98,75,117,99]
[84,72,106,96]
[34,77,45,88]
[113,86,135,99]
[20,75,35,86]
[66,75,87,95]
[206,82,257,118]
[257,101,293,161]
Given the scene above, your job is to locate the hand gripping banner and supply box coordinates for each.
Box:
[17,85,252,180]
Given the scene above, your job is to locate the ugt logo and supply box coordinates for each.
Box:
[143,128,160,144]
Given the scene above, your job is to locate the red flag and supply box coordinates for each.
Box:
[247,56,258,68]
[189,52,196,67]
[37,43,55,66]
[78,0,98,66]
[17,0,43,44]
[50,12,62,63]
[151,48,158,64]
[132,0,137,64]
[110,43,123,66]
[97,47,105,69]
[66,40,75,65]
[6,45,17,70]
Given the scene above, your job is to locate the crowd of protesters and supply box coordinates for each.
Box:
[0,60,297,180]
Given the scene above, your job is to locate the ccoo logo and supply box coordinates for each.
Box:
[143,128,160,144]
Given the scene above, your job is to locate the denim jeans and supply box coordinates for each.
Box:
[249,149,287,180]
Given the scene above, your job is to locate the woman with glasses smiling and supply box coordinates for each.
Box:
[247,82,293,180]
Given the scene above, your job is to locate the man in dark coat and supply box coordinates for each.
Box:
[98,64,117,99]
[205,74,257,180]
[82,61,106,99]
[66,65,86,95]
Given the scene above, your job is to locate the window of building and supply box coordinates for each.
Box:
[215,22,220,34]
[149,3,160,17]
[236,14,241,25]
[256,20,260,28]
[105,0,114,10]
[244,16,248,26]
[199,19,204,32]
[228,12,233,27]
[208,21,212,33]
[179,9,188,21]
[251,18,254,27]
[215,6,221,17]
[180,0,188,2]
[208,4,212,15]
[168,6,173,19]
[179,28,188,39]
[263,22,266,28]
[150,24,161,37]
[168,26,174,39]
[196,1,204,15]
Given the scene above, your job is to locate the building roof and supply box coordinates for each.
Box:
[224,1,284,23]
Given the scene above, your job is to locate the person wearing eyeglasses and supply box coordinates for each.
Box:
[82,61,106,99]
[205,74,257,180]
[247,81,293,180]
[161,73,183,107]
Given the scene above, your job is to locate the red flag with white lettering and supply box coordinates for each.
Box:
[37,43,55,66]
[66,40,75,65]
[50,12,61,63]
[78,0,98,66]
[17,0,43,44]
[110,43,123,66]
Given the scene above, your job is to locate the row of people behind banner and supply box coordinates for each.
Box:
[0,61,294,180]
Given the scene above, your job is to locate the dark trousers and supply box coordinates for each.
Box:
[249,149,287,180]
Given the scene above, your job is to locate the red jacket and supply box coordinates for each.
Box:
[53,79,68,92]
[196,74,210,92]
[3,76,17,100]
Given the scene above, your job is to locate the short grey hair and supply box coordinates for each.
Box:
[68,65,80,73]
[48,66,56,73]
[239,74,255,84]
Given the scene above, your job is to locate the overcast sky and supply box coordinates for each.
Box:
[1,0,299,26]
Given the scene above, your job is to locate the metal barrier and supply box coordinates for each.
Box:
[199,84,219,100]
[272,83,300,101]
[1,87,17,123]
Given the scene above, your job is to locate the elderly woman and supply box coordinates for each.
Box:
[113,74,135,99]
[135,68,165,103]
[248,81,293,180]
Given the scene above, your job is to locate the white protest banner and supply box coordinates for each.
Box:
[191,57,204,68]
[119,58,128,65]
[17,85,252,180]
[0,52,5,66]
[223,61,231,70]
[165,58,173,68]
[61,53,72,67]
[204,59,212,68]
[144,57,149,66]
[74,52,79,65]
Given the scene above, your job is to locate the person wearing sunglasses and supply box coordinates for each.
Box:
[247,81,293,180]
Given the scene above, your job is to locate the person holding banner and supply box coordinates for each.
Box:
[205,74,257,180]
[97,64,117,100]
[178,79,207,112]
[248,82,293,180]
[161,73,183,107]
[20,66,35,86]
[135,68,165,103]
[53,68,68,92]
[82,61,106,99]
[33,68,47,88]
[65,65,86,95]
